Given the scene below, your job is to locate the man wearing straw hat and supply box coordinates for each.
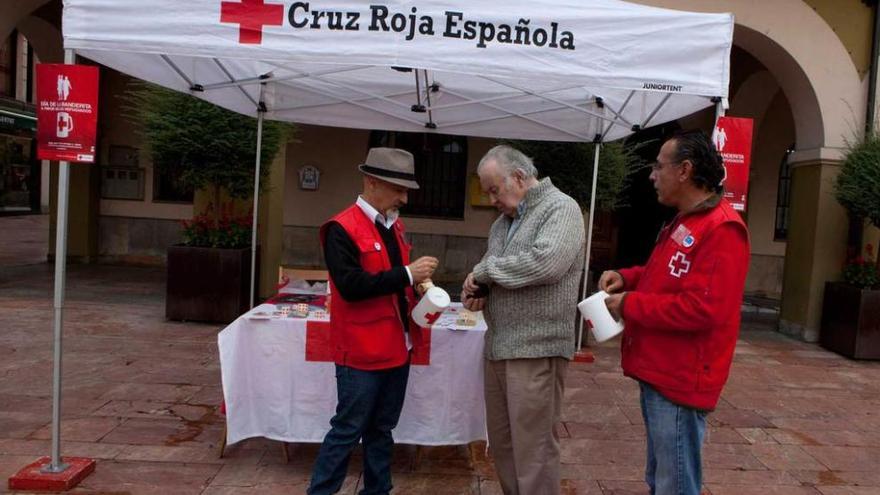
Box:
[461,144,585,495]
[599,130,750,495]
[308,147,439,495]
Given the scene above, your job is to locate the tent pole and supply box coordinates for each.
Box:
[576,142,602,350]
[250,85,265,308]
[714,97,727,124]
[44,48,76,474]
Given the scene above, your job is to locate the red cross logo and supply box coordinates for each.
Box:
[668,251,691,278]
[220,0,284,45]
[424,311,442,326]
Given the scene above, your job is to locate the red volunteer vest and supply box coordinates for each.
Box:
[319,204,417,370]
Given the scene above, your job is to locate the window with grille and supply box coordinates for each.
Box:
[0,33,15,97]
[369,131,468,219]
[774,145,794,241]
[102,146,145,200]
[102,166,145,200]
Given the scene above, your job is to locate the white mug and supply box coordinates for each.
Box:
[56,112,73,138]
[577,290,625,343]
[412,285,450,327]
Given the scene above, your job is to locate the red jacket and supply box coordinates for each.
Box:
[320,205,417,370]
[618,197,749,411]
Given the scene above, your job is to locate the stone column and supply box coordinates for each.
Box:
[48,162,100,263]
[779,156,848,341]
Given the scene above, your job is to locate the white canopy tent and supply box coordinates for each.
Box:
[63,0,731,142]
[42,0,733,472]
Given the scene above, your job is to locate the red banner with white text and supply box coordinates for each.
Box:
[713,116,753,212]
[36,64,99,163]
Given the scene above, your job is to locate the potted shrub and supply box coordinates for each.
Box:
[126,83,291,323]
[166,204,259,323]
[820,133,880,359]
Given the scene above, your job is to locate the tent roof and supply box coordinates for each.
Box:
[62,0,733,142]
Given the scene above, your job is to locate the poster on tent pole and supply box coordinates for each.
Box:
[713,116,753,212]
[36,63,99,163]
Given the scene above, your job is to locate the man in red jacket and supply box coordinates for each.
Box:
[599,130,750,495]
[308,147,438,495]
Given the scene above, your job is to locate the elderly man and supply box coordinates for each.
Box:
[308,147,439,495]
[462,144,585,495]
[600,130,750,495]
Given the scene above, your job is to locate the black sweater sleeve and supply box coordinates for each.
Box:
[323,222,410,302]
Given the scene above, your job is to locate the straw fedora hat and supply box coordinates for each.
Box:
[358,147,420,190]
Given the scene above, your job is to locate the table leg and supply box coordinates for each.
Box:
[281,442,290,464]
[412,445,424,471]
[218,423,227,459]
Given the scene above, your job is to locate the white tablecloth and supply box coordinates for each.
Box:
[219,303,488,446]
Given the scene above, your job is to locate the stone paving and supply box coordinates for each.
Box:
[2,215,880,494]
[0,215,48,267]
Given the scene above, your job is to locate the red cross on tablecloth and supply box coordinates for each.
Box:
[220,0,284,44]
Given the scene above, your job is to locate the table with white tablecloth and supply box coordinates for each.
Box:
[218,303,488,446]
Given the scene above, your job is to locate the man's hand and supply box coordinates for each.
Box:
[462,272,480,294]
[461,291,486,312]
[408,256,439,284]
[598,270,624,294]
[605,292,625,320]
[416,279,433,296]
[461,273,487,311]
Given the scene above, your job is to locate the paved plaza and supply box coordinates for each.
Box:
[1,215,880,494]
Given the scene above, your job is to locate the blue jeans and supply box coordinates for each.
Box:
[639,382,707,495]
[307,363,410,495]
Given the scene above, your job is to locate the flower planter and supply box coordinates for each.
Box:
[166,245,259,324]
[820,281,880,359]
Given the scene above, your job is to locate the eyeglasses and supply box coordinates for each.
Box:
[650,159,683,171]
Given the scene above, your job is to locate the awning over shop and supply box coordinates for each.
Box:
[0,107,37,133]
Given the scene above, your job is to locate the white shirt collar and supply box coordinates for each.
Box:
[356,196,398,229]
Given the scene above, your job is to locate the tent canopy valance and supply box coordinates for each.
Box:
[62,0,733,142]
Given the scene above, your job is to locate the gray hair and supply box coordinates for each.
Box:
[478,145,538,179]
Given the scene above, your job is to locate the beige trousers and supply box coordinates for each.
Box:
[484,357,568,495]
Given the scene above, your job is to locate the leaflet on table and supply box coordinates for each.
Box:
[246,305,475,327]
[431,308,481,330]
[246,304,329,321]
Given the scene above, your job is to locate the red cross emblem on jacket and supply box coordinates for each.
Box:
[668,251,691,278]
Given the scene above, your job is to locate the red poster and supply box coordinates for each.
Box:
[36,64,99,163]
[713,116,753,212]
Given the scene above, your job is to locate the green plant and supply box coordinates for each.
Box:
[835,132,880,270]
[836,133,880,228]
[124,82,292,228]
[501,139,646,211]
